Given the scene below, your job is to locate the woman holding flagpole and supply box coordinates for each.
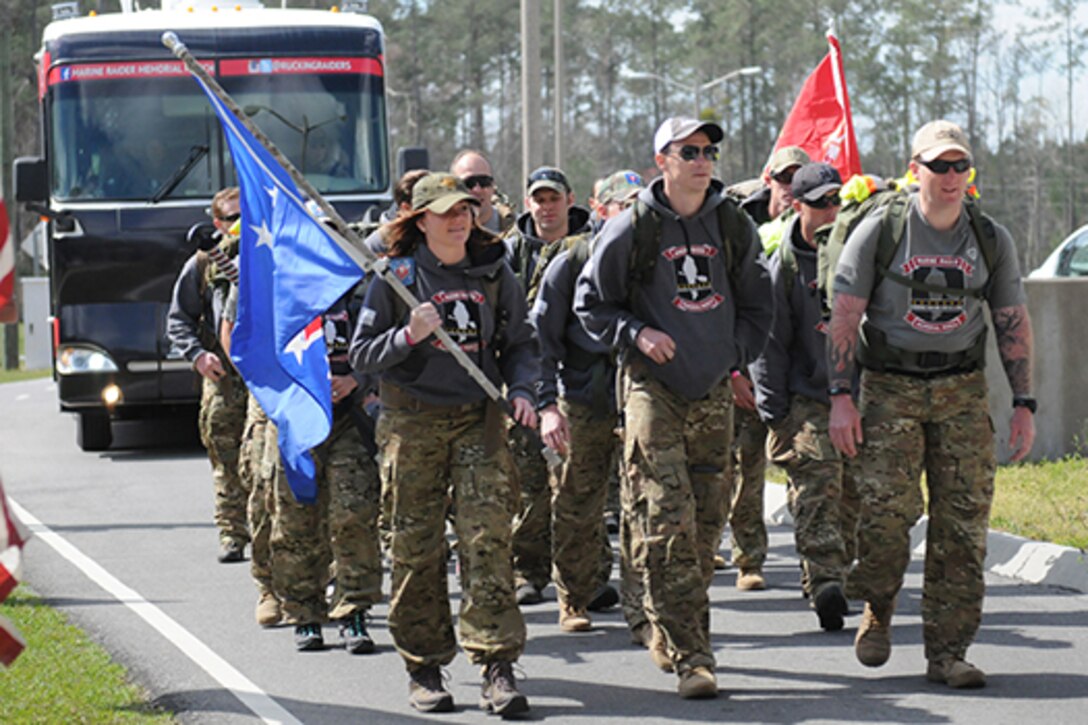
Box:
[350,172,538,717]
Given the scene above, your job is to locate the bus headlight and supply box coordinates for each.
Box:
[56,345,120,375]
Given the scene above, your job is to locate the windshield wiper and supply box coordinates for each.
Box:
[149,144,209,203]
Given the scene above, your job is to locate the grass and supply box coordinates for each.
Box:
[0,324,51,384]
[768,457,1088,550]
[0,587,175,724]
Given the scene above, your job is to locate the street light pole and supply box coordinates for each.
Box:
[623,65,762,118]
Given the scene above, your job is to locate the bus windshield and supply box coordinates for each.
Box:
[50,64,388,201]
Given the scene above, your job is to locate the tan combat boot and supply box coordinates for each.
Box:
[558,603,592,632]
[255,591,282,627]
[855,601,894,667]
[926,657,987,688]
[677,666,718,699]
[736,568,766,591]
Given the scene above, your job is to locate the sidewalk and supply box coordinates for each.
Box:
[762,482,1088,594]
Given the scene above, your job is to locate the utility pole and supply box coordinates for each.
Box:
[520,0,542,187]
[2,28,19,369]
[553,0,563,169]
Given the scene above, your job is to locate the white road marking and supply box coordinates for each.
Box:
[10,499,301,725]
[15,394,29,401]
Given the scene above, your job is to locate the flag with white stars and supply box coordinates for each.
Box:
[194,75,363,504]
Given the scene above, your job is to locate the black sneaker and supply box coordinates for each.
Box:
[339,611,374,655]
[294,622,324,651]
[409,666,454,713]
[217,539,245,563]
[587,584,619,612]
[480,661,529,718]
[814,584,849,632]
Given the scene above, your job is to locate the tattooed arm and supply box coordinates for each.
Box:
[993,304,1035,461]
[827,292,869,458]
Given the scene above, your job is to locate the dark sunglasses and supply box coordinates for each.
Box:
[527,167,571,191]
[670,144,720,162]
[803,194,841,210]
[771,168,796,184]
[918,157,971,174]
[217,212,241,223]
[462,174,494,190]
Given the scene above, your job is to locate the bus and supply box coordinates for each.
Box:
[14,0,397,450]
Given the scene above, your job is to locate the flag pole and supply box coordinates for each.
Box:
[162,32,556,464]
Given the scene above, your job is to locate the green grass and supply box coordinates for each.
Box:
[0,587,175,724]
[0,367,50,384]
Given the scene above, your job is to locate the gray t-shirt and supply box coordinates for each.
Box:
[834,195,1025,355]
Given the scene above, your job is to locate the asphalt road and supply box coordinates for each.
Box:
[3,377,1088,724]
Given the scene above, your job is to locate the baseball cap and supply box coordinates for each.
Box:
[767,146,811,176]
[791,163,843,202]
[411,172,480,213]
[653,117,724,154]
[598,170,644,205]
[526,166,572,195]
[912,120,972,162]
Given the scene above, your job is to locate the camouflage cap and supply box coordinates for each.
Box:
[411,172,480,213]
[767,146,811,176]
[598,170,644,205]
[912,119,972,162]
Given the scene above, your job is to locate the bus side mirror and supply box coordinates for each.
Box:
[396,146,429,178]
[187,222,220,251]
[14,157,48,204]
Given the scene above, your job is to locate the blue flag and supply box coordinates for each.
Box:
[194,76,363,503]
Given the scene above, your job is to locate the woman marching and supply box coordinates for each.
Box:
[350,172,539,717]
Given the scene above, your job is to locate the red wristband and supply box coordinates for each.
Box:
[403,328,417,346]
[731,368,742,379]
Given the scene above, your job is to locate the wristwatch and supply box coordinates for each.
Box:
[1012,396,1037,414]
[827,386,852,398]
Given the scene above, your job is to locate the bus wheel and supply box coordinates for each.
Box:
[77,412,113,451]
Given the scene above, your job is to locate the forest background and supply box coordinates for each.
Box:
[2,0,1087,275]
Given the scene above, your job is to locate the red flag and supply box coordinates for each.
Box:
[0,199,16,323]
[0,478,30,667]
[770,32,862,182]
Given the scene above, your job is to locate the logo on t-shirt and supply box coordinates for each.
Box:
[662,245,724,312]
[430,289,485,352]
[901,254,974,333]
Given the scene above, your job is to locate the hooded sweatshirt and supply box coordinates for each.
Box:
[749,216,831,425]
[505,205,592,291]
[574,178,772,401]
[349,239,539,407]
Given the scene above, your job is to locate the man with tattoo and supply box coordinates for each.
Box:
[826,120,1035,689]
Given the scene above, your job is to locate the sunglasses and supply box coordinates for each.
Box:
[803,194,841,210]
[462,174,494,190]
[669,144,720,162]
[771,168,797,184]
[217,212,241,223]
[527,167,571,191]
[918,158,971,174]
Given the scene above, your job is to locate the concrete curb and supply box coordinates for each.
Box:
[762,482,1088,594]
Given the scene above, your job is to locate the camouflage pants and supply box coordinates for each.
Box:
[727,406,768,570]
[551,398,616,610]
[378,397,525,670]
[240,395,273,596]
[268,405,382,624]
[510,426,552,591]
[854,369,996,663]
[622,364,732,673]
[198,368,249,547]
[767,395,861,597]
[619,439,647,634]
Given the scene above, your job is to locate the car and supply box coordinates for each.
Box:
[1029,224,1088,278]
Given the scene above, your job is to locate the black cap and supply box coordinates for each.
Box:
[791,163,843,202]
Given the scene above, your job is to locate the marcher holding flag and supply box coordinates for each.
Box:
[350,173,539,717]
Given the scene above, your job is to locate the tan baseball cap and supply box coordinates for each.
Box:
[912,120,972,162]
[411,173,480,213]
[767,146,810,176]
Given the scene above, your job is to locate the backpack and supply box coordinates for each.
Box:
[625,194,750,309]
[524,231,592,306]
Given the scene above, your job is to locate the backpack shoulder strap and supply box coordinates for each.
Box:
[965,201,999,300]
[195,250,210,299]
[626,199,661,308]
[777,237,798,298]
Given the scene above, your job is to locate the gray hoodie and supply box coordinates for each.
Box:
[749,216,831,425]
[530,247,614,410]
[574,178,772,401]
[349,239,539,407]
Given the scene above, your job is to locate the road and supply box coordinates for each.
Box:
[2,377,1088,724]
